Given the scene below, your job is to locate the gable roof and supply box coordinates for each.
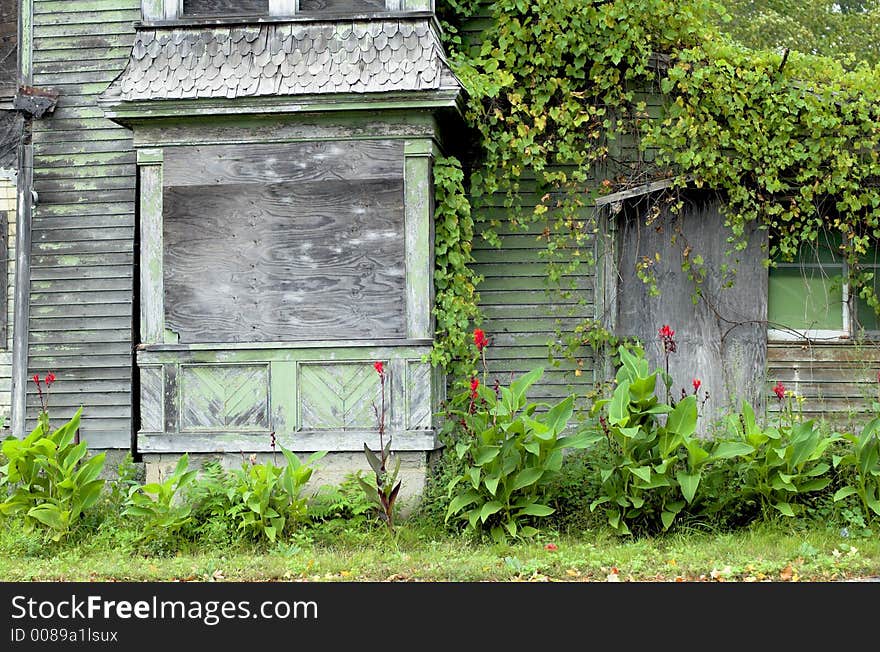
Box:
[102,17,461,103]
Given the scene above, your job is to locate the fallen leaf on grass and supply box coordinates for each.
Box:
[780,564,793,581]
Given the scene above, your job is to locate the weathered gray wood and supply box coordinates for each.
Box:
[404,141,433,339]
[132,116,436,149]
[163,177,406,342]
[12,144,32,438]
[299,0,386,12]
[163,141,404,188]
[137,430,439,453]
[182,0,267,16]
[179,363,270,431]
[138,153,163,344]
[0,0,18,99]
[162,363,177,433]
[0,210,6,346]
[615,193,768,426]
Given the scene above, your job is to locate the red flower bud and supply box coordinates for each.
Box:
[470,378,480,399]
[692,378,701,393]
[373,361,384,376]
[773,381,786,401]
[473,328,488,352]
[32,374,40,386]
[46,372,56,387]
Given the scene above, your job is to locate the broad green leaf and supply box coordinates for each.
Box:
[446,491,480,521]
[480,501,504,523]
[28,504,65,531]
[677,471,701,504]
[661,510,675,530]
[833,486,858,502]
[544,396,574,436]
[510,467,544,492]
[630,466,651,483]
[666,395,697,438]
[608,381,631,426]
[519,526,539,538]
[774,502,796,517]
[509,367,544,407]
[516,503,554,517]
[474,446,500,466]
[484,474,500,496]
[711,441,755,460]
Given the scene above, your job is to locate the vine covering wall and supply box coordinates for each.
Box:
[431,0,880,385]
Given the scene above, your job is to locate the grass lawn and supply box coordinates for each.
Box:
[2,521,878,583]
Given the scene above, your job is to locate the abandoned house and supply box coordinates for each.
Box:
[0,1,877,499]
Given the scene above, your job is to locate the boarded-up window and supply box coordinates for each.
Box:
[299,0,388,14]
[0,0,16,100]
[162,140,406,343]
[182,1,269,17]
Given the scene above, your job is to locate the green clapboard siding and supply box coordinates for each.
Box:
[460,4,599,408]
[28,0,138,447]
[472,210,598,407]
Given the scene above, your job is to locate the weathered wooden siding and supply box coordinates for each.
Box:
[162,140,406,343]
[615,194,768,425]
[0,0,16,101]
[300,1,387,14]
[471,198,598,407]
[28,0,138,447]
[0,177,15,430]
[182,0,268,16]
[767,342,880,429]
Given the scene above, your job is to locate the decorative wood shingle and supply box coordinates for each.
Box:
[105,17,459,102]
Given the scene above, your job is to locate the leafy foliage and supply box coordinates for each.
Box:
[0,408,105,541]
[833,416,880,521]
[722,402,839,518]
[587,347,748,535]
[226,449,326,543]
[122,454,197,543]
[431,155,483,378]
[443,367,597,541]
[717,1,880,65]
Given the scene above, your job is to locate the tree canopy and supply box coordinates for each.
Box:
[717,1,880,65]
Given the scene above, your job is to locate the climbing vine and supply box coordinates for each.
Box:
[430,0,880,379]
[431,156,483,380]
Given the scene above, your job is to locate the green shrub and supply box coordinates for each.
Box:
[722,401,839,519]
[0,408,106,541]
[225,449,327,543]
[833,416,880,523]
[443,367,596,542]
[587,347,751,536]
[122,453,197,546]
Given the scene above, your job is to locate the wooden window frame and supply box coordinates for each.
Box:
[767,237,880,342]
[142,0,432,20]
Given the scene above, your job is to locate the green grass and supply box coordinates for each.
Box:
[1,517,877,582]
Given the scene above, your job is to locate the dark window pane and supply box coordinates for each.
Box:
[182,0,269,17]
[299,0,387,14]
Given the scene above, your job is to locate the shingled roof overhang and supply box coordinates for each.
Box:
[99,14,465,123]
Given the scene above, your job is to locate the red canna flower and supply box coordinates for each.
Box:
[473,328,488,352]
[45,372,56,387]
[773,381,786,401]
[32,374,40,386]
[692,378,701,393]
[658,324,677,354]
[470,377,480,399]
[373,361,384,376]
[545,543,558,552]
